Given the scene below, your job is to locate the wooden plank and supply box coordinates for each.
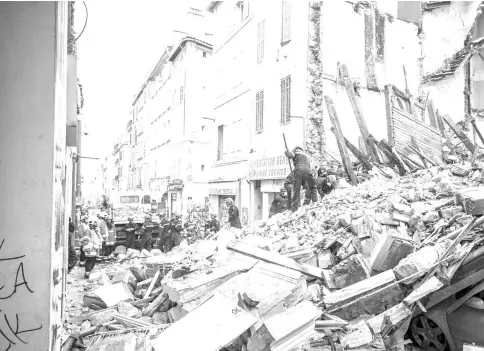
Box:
[340,63,380,162]
[227,241,324,280]
[471,119,484,146]
[392,147,412,173]
[385,85,395,146]
[378,140,406,176]
[324,96,357,185]
[144,270,160,299]
[441,113,476,153]
[411,136,428,168]
[343,135,373,171]
[403,276,444,306]
[427,100,437,128]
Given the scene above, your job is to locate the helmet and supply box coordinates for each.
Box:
[127,216,133,221]
[293,146,303,152]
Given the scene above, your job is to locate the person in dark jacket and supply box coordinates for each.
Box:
[140,214,159,251]
[269,189,288,218]
[225,198,242,229]
[68,218,78,272]
[284,146,318,211]
[124,217,137,249]
[316,168,336,198]
[284,170,312,210]
[206,214,221,233]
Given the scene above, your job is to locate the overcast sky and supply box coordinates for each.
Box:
[76,1,198,181]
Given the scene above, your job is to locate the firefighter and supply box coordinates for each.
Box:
[225,198,242,229]
[162,215,182,252]
[206,214,221,234]
[124,216,137,249]
[284,146,318,211]
[268,188,288,218]
[140,214,159,251]
[316,168,337,198]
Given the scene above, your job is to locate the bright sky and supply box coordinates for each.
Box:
[76,1,198,181]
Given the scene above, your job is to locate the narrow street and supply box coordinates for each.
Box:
[2,1,484,351]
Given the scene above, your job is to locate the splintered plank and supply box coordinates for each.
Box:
[441,113,476,153]
[227,241,325,280]
[324,96,358,185]
[378,140,406,176]
[340,63,380,162]
[342,134,373,171]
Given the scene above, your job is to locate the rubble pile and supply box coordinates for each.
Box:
[63,160,484,351]
[112,207,150,222]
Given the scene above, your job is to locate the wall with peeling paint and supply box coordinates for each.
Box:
[320,1,421,159]
[0,3,68,350]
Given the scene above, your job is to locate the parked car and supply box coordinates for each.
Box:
[409,246,484,351]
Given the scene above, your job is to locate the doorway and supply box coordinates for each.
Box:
[253,180,262,221]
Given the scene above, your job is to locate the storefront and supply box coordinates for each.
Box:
[208,181,238,225]
[248,154,291,223]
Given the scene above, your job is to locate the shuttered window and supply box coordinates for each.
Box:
[280,76,291,124]
[256,90,264,133]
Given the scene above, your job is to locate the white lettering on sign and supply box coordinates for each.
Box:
[209,188,236,196]
[248,154,290,180]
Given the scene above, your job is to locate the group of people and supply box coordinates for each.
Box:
[123,213,182,253]
[269,146,337,217]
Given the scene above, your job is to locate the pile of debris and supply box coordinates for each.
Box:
[112,207,150,222]
[63,159,484,351]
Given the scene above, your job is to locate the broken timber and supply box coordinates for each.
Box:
[411,136,428,168]
[342,133,373,171]
[339,63,380,162]
[378,140,406,175]
[441,113,476,153]
[227,241,325,280]
[324,96,358,185]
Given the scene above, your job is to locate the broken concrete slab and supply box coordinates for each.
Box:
[324,270,404,321]
[323,254,371,289]
[117,301,142,319]
[83,282,133,308]
[393,240,452,284]
[340,320,373,349]
[370,228,414,272]
[247,301,320,351]
[151,295,258,351]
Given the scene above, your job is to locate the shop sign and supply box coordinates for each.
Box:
[209,182,237,196]
[248,154,290,180]
[168,184,183,191]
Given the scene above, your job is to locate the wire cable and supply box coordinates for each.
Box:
[73,1,88,43]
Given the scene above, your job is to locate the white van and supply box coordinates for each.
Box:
[112,191,152,212]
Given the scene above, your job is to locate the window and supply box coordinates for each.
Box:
[257,20,265,62]
[180,86,184,103]
[256,90,264,133]
[120,196,140,204]
[217,125,224,161]
[281,75,291,124]
[203,51,207,58]
[282,1,292,43]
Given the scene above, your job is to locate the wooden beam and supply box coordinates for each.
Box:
[471,119,484,146]
[378,140,406,176]
[324,96,358,185]
[392,147,412,173]
[339,63,380,162]
[384,85,395,146]
[427,100,437,128]
[408,144,437,167]
[441,114,476,153]
[144,270,160,299]
[341,133,373,171]
[227,241,324,280]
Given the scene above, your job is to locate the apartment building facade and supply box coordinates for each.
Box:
[129,35,214,219]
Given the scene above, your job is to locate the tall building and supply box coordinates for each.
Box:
[130,9,214,219]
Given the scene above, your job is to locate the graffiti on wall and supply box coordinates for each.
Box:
[0,239,43,350]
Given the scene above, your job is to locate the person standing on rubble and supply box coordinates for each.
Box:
[225,198,242,229]
[97,212,109,257]
[269,188,288,218]
[206,214,221,234]
[140,214,159,251]
[284,146,318,211]
[124,216,137,249]
[284,170,312,210]
[164,215,182,252]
